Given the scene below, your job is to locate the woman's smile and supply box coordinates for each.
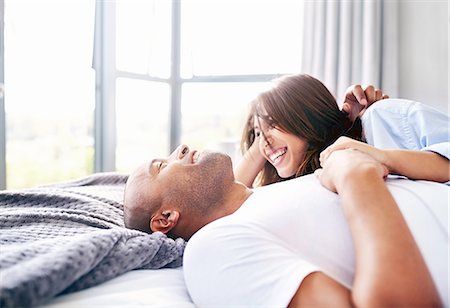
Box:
[267,147,288,166]
[261,130,308,178]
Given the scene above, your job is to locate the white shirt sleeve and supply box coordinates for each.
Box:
[183,220,319,307]
[362,99,450,160]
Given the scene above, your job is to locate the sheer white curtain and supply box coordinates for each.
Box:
[301,0,399,104]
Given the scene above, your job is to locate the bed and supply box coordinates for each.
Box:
[0,173,192,307]
[1,172,448,307]
[43,268,195,307]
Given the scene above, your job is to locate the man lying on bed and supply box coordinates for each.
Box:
[123,144,448,307]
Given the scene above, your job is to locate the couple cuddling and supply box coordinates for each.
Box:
[124,74,449,307]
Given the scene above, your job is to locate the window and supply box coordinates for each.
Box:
[116,0,171,78]
[0,0,304,188]
[180,0,303,77]
[113,0,172,172]
[181,82,270,162]
[3,0,95,189]
[115,78,170,172]
[113,0,304,172]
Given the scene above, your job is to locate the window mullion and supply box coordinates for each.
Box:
[94,0,116,172]
[0,0,5,189]
[169,0,182,152]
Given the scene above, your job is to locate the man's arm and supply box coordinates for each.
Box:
[289,149,441,307]
[288,272,351,308]
[329,155,441,307]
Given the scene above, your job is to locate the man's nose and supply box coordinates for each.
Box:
[177,144,189,159]
[169,144,189,161]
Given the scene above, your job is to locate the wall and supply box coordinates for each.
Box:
[398,0,448,113]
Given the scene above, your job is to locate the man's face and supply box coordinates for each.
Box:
[149,145,234,204]
[124,144,234,232]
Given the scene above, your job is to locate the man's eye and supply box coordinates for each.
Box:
[158,162,167,170]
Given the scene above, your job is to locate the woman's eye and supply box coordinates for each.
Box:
[267,122,276,129]
[255,131,261,137]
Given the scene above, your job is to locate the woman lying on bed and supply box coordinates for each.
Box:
[235,74,450,187]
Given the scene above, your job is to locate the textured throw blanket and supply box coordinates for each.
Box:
[0,173,186,307]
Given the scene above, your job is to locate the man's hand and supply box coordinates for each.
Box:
[342,84,389,122]
[315,148,388,193]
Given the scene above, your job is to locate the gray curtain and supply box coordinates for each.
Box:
[301,0,399,105]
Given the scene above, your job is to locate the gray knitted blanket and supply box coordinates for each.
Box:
[0,172,186,307]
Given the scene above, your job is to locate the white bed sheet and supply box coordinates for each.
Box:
[40,268,195,307]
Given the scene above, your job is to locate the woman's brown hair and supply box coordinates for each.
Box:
[241,74,362,186]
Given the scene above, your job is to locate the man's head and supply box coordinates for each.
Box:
[123,144,237,240]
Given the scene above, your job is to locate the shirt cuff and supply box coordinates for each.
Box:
[422,142,450,160]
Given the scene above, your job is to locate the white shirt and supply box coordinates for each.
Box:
[183,175,449,307]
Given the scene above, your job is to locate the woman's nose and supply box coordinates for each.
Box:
[263,136,271,148]
[259,130,271,148]
[257,133,269,148]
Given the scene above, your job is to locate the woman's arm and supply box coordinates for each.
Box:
[381,148,449,182]
[320,136,450,183]
[293,149,441,307]
[234,138,266,187]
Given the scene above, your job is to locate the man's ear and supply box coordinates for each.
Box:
[150,210,180,234]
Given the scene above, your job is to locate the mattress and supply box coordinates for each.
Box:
[42,268,194,307]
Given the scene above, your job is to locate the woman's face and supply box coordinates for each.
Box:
[254,115,308,178]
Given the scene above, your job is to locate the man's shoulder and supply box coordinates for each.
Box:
[183,216,260,286]
[186,214,256,250]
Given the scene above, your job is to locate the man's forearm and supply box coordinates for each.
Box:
[339,166,441,307]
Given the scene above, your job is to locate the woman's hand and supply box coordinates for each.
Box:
[320,136,387,168]
[315,148,388,193]
[342,84,389,122]
[234,134,266,187]
[321,136,450,183]
[249,134,265,159]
